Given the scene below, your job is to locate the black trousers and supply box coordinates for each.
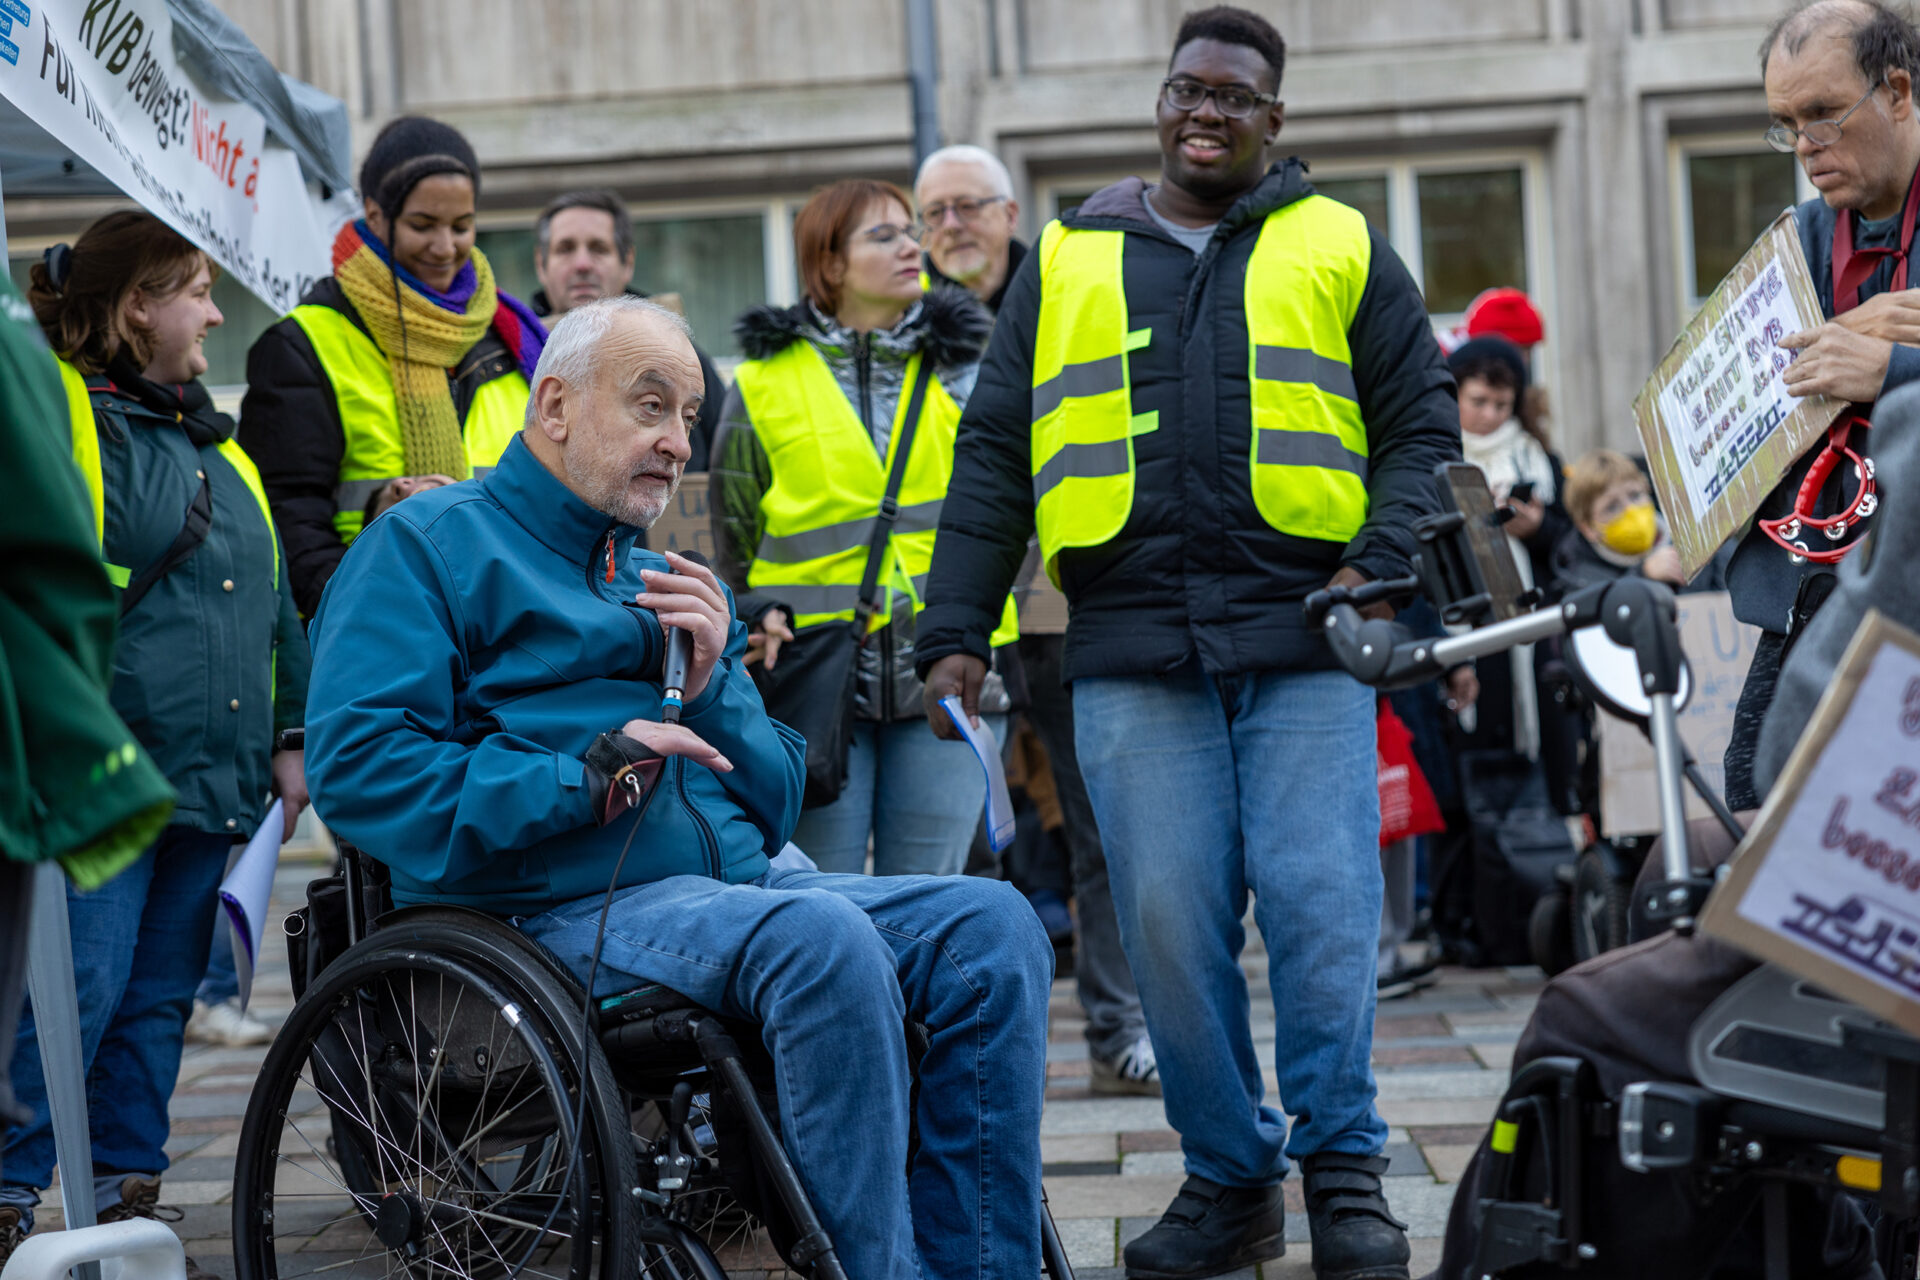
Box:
[1432,818,1881,1280]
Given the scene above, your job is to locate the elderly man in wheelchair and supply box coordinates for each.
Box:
[1303,393,1920,1280]
[236,295,1061,1280]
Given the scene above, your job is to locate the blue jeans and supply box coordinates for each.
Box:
[791,714,1007,876]
[197,915,240,1006]
[1072,660,1388,1185]
[518,866,1051,1280]
[1,826,233,1222]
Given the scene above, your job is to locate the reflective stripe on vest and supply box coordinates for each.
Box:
[735,341,1018,643]
[1028,197,1373,580]
[61,357,278,590]
[290,305,527,543]
[1243,196,1372,541]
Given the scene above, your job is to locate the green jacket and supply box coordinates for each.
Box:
[86,360,309,839]
[0,277,172,886]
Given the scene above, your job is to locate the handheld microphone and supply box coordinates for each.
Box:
[658,550,709,724]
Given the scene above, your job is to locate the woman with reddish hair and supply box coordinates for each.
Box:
[710,178,1015,876]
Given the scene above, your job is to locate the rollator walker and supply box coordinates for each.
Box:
[1306,462,1918,1280]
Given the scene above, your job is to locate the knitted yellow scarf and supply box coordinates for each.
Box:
[332,222,498,480]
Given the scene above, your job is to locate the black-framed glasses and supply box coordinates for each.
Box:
[859,222,924,247]
[921,195,1008,227]
[1765,77,1883,152]
[1161,77,1275,119]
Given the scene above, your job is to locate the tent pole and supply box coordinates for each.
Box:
[26,863,103,1280]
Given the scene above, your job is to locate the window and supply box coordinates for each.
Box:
[1416,168,1527,314]
[1313,174,1390,236]
[1675,146,1801,310]
[481,209,773,358]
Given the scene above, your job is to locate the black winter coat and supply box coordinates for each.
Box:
[237,278,525,617]
[915,162,1462,684]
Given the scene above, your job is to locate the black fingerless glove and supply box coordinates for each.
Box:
[584,729,665,826]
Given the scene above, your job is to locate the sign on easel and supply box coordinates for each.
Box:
[1634,212,1844,581]
[1702,611,1920,1035]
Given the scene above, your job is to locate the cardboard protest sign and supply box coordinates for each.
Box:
[1634,212,1843,581]
[1598,592,1759,834]
[0,0,355,309]
[647,472,715,560]
[1701,611,1920,1035]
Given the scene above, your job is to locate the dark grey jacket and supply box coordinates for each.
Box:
[709,288,1009,721]
[915,161,1462,685]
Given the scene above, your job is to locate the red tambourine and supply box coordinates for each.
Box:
[1757,416,1878,565]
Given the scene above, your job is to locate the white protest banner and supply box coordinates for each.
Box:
[1598,592,1760,834]
[0,0,354,309]
[1702,612,1920,1034]
[1634,212,1844,581]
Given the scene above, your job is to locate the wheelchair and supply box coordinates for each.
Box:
[229,847,1077,1280]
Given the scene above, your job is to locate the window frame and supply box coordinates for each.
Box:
[1668,132,1814,320]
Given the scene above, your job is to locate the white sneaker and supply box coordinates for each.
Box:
[1090,1034,1162,1096]
[187,997,274,1047]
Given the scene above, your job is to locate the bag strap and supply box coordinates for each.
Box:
[854,355,936,628]
[119,469,212,615]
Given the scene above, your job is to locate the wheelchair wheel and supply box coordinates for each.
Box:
[1571,845,1630,964]
[232,913,641,1280]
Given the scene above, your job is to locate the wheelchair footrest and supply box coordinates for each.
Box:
[1474,1200,1576,1272]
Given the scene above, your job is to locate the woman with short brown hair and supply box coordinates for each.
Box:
[709,178,1015,876]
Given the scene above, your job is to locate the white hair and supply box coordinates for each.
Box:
[524,294,692,427]
[914,144,1014,202]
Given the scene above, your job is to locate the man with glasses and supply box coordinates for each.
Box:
[916,6,1458,1278]
[916,145,1026,314]
[1723,0,1920,809]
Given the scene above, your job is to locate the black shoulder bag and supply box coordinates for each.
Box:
[119,470,213,615]
[752,359,935,809]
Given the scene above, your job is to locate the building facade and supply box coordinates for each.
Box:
[6,0,1810,455]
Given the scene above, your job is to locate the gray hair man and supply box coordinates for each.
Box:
[1723,0,1920,807]
[915,144,1026,313]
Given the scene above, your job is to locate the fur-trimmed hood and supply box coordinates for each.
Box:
[732,285,992,370]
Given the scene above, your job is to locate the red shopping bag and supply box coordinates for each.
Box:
[1378,698,1444,847]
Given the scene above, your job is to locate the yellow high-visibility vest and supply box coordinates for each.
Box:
[60,356,278,590]
[289,304,528,543]
[734,340,1019,642]
[1028,195,1374,584]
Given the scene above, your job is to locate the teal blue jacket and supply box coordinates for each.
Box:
[305,433,804,915]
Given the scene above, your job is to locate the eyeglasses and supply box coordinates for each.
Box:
[921,195,1008,227]
[858,222,924,247]
[1161,77,1276,120]
[1765,77,1883,152]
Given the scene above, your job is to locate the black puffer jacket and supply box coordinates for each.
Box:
[237,278,524,617]
[915,161,1462,684]
[709,288,1010,721]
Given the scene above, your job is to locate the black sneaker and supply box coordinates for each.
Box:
[1301,1152,1411,1280]
[1123,1174,1284,1279]
[99,1177,214,1280]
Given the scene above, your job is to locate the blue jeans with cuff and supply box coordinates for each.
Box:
[792,714,1007,876]
[517,864,1052,1280]
[1,825,233,1227]
[1072,659,1389,1186]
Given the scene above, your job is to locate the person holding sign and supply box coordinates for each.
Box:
[1726,0,1920,808]
[239,117,546,618]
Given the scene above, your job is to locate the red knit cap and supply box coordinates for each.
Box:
[1463,287,1544,350]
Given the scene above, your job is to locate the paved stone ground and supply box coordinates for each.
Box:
[20,853,1542,1279]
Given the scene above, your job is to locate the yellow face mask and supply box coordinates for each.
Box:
[1600,502,1657,556]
